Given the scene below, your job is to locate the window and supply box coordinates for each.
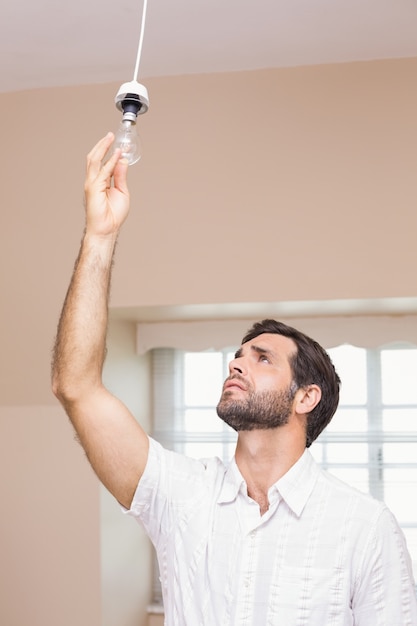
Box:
[151,343,417,585]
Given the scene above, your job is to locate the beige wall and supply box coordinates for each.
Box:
[1,59,417,407]
[0,58,416,625]
[0,405,101,626]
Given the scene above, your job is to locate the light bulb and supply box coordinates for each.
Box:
[113,118,141,165]
[106,80,149,166]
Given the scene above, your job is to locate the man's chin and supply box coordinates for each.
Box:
[216,409,255,432]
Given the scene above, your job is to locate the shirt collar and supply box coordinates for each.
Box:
[218,448,319,518]
[218,457,246,504]
[275,449,319,517]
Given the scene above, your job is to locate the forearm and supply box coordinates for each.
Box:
[52,231,117,403]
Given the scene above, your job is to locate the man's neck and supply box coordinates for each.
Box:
[235,428,305,515]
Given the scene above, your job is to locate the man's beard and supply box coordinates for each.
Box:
[216,379,297,432]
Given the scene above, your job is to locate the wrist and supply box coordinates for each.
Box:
[81,231,118,265]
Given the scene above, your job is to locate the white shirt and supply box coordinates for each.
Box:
[126,437,417,626]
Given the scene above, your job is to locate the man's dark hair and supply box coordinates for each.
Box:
[241,319,341,447]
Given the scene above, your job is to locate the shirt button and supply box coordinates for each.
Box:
[244,578,251,587]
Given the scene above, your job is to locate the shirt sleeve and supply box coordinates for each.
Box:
[352,505,417,625]
[123,436,224,548]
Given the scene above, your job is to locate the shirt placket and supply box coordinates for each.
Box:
[235,521,258,625]
[234,490,281,625]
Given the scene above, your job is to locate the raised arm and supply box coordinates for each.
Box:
[52,133,149,509]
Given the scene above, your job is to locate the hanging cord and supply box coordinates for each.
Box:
[132,0,149,81]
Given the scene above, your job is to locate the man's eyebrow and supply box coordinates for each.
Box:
[251,344,275,358]
[234,345,276,359]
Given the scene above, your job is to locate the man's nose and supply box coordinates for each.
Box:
[229,356,246,375]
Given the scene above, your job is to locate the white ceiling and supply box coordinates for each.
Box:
[2,0,417,94]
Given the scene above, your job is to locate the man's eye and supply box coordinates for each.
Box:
[259,355,269,363]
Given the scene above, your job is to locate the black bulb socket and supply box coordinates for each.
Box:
[121,93,143,117]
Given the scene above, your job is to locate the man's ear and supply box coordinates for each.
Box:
[294,384,321,415]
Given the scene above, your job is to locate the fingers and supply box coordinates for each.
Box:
[83,134,131,234]
[113,157,129,196]
[87,132,114,164]
[85,132,127,193]
[86,132,116,182]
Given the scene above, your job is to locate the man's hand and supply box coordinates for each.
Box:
[84,132,130,237]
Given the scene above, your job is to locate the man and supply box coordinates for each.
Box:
[52,134,417,625]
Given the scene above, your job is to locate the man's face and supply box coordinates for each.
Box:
[216,333,298,431]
